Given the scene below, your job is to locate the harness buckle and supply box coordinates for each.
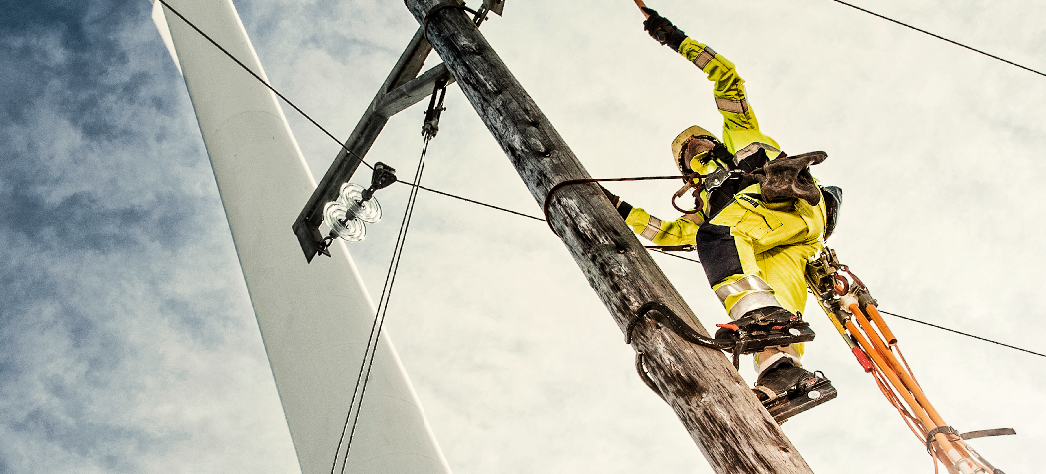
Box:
[703,166,732,192]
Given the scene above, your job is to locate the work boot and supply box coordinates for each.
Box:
[713,307,815,354]
[752,358,837,423]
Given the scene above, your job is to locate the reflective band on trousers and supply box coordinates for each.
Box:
[715,96,749,114]
[729,291,781,319]
[714,275,773,301]
[715,275,781,319]
[756,347,801,375]
[692,46,716,69]
[641,216,662,240]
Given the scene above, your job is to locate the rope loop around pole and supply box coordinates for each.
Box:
[541,175,698,235]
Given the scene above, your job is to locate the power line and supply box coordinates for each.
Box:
[829,0,1046,78]
[878,309,1045,358]
[398,179,545,221]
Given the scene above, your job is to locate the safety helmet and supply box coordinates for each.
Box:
[671,125,721,175]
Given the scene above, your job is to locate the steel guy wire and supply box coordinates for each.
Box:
[400,179,545,221]
[330,138,429,474]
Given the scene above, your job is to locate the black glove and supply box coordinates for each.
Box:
[642,8,687,51]
[600,185,633,219]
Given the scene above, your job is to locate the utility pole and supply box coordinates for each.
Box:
[403,1,815,473]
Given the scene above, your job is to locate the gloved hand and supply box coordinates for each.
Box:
[600,185,633,219]
[601,185,621,207]
[642,8,687,51]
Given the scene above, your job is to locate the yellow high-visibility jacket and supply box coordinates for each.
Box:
[624,38,784,246]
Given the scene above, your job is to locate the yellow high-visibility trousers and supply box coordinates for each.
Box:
[698,193,827,362]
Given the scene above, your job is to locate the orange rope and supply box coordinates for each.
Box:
[845,307,960,462]
[849,304,989,471]
[871,366,923,442]
[811,257,999,472]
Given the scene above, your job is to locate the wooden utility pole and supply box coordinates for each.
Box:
[403,1,816,473]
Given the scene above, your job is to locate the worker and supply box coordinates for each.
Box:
[605,8,842,417]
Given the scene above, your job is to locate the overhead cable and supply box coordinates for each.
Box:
[331,136,430,474]
[399,179,545,221]
[878,309,1045,358]
[829,0,1045,78]
[159,0,1043,361]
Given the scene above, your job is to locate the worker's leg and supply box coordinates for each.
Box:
[752,238,823,370]
[739,199,836,417]
[699,195,824,321]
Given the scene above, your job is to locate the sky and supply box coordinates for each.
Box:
[1,0,1044,473]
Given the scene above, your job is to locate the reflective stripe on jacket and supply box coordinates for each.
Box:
[626,37,785,238]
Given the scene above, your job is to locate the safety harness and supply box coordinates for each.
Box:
[675,138,835,224]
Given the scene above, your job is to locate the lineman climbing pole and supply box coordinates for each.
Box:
[402,1,814,473]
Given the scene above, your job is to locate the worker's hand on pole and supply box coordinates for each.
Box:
[600,185,622,207]
[641,8,687,51]
[599,185,633,219]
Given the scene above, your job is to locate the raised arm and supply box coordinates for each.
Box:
[643,8,781,160]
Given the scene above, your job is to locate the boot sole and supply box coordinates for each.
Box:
[763,379,838,423]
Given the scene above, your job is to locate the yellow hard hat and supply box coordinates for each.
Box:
[671,125,720,174]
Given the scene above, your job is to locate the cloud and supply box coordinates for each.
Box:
[0,1,299,472]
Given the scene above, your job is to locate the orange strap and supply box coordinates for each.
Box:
[634,0,650,17]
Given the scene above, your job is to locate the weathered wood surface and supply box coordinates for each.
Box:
[403,1,816,473]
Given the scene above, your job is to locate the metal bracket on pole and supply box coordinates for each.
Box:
[475,0,505,24]
[484,0,506,15]
[292,28,456,262]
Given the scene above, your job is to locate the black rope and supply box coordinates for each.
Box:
[634,351,665,399]
[829,0,1046,78]
[542,175,696,234]
[330,139,428,474]
[543,176,691,225]
[398,179,545,221]
[625,301,727,350]
[878,310,1046,358]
